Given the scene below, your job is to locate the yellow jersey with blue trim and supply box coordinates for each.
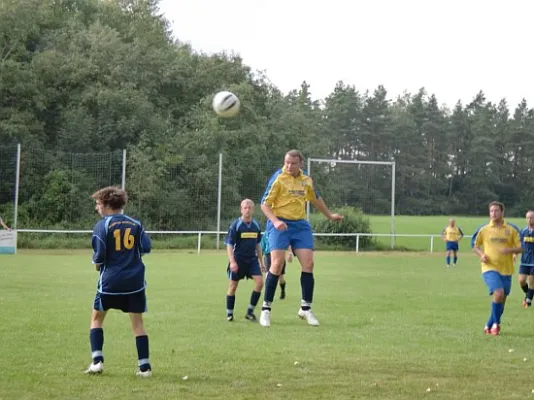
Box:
[472,220,521,275]
[261,167,317,221]
[442,226,464,242]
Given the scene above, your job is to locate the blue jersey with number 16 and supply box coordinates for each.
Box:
[92,214,151,295]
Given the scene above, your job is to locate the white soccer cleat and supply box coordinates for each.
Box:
[136,369,153,378]
[298,308,320,326]
[84,361,104,375]
[260,310,271,327]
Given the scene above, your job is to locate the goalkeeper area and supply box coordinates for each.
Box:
[2,251,534,399]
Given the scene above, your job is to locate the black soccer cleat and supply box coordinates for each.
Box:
[280,291,286,300]
[245,312,257,322]
[226,314,234,322]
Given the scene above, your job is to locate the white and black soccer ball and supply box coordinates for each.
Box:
[212,91,240,118]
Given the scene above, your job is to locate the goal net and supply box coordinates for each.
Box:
[307,158,396,249]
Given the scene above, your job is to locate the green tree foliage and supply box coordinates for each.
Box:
[1,0,534,231]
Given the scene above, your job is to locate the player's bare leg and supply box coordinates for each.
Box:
[525,275,534,308]
[519,273,529,307]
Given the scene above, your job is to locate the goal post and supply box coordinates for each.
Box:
[306,158,396,249]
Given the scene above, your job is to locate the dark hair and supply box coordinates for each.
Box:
[91,186,128,210]
[285,149,304,163]
[488,201,504,212]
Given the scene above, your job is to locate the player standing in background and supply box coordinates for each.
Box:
[518,211,534,307]
[260,149,343,327]
[225,199,266,322]
[85,186,153,377]
[441,219,464,267]
[472,201,522,336]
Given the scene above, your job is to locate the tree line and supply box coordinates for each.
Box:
[1,0,534,231]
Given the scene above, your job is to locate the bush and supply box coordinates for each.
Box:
[310,206,375,250]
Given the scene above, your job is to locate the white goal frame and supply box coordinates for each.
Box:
[306,158,396,249]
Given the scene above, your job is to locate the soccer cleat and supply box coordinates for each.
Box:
[136,369,152,378]
[523,299,532,308]
[490,323,500,336]
[84,361,104,375]
[446,264,450,268]
[298,308,320,326]
[484,326,491,335]
[259,310,271,327]
[280,291,286,300]
[226,314,234,322]
[245,312,257,322]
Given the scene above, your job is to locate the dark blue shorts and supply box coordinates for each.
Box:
[482,271,512,296]
[264,253,286,275]
[519,265,534,275]
[446,241,459,251]
[227,259,262,281]
[267,218,314,251]
[93,290,147,313]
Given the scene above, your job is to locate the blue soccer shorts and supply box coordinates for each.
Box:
[227,258,262,281]
[482,271,512,296]
[267,218,314,251]
[519,265,534,275]
[94,290,147,313]
[445,241,459,251]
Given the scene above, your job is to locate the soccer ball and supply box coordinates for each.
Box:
[212,91,240,118]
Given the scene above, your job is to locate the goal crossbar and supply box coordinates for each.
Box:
[306,158,396,249]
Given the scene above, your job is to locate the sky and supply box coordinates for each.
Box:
[159,0,534,109]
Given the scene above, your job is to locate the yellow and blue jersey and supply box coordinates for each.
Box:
[92,214,151,295]
[520,227,534,267]
[225,218,262,261]
[442,226,463,242]
[471,220,521,275]
[261,167,318,221]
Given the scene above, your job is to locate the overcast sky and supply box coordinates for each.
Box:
[159,0,533,109]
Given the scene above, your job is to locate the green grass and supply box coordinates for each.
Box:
[2,250,534,399]
[368,215,525,252]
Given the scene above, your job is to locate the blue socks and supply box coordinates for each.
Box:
[136,335,151,372]
[248,290,261,313]
[262,272,280,310]
[226,295,235,315]
[300,272,314,311]
[488,302,505,327]
[90,328,104,364]
[446,256,450,265]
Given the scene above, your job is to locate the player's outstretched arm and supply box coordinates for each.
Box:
[0,218,10,231]
[310,197,343,221]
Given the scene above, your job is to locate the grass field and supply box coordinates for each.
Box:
[368,215,525,252]
[3,250,534,399]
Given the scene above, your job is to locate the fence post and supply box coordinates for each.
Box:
[14,143,21,231]
[216,153,223,250]
[430,236,434,253]
[197,232,202,255]
[121,149,127,189]
[356,234,360,253]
